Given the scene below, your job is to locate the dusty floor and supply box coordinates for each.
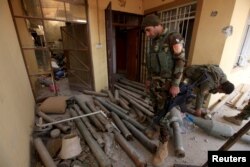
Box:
[34,76,250,167]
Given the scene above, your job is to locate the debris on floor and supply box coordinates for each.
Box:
[31,79,250,167]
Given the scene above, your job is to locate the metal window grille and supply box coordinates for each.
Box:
[158,2,196,42]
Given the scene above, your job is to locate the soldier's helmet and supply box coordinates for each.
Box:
[141,14,161,28]
[221,81,234,94]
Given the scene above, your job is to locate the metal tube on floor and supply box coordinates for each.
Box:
[168,107,185,157]
[186,114,250,144]
[70,108,112,167]
[119,91,154,117]
[94,97,146,131]
[111,112,133,140]
[82,90,108,97]
[106,100,129,114]
[172,121,185,157]
[72,105,105,147]
[114,84,142,99]
[119,98,131,111]
[86,101,113,132]
[93,99,111,115]
[33,137,57,167]
[75,96,105,132]
[118,78,145,91]
[114,130,147,167]
[114,89,119,102]
[119,90,152,111]
[116,83,146,97]
[123,120,157,153]
[96,98,146,131]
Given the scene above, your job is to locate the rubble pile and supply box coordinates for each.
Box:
[32,78,159,167]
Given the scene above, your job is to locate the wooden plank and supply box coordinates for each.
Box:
[235,91,249,109]
[240,84,250,92]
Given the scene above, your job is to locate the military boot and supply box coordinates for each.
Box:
[223,114,243,126]
[152,141,168,166]
[152,127,169,166]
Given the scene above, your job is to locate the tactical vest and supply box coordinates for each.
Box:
[147,32,174,79]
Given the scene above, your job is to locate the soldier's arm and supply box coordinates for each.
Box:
[195,84,210,111]
[195,90,205,111]
[168,32,186,87]
[168,33,185,97]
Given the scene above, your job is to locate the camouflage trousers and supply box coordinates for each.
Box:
[149,78,172,141]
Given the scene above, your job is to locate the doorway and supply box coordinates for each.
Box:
[115,27,140,81]
[105,5,142,89]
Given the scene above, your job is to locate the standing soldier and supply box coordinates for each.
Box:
[142,14,186,166]
[184,64,235,117]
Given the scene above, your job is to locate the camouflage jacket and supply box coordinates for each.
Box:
[146,28,186,87]
[184,64,228,110]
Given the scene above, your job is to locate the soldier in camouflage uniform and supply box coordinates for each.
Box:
[223,99,250,126]
[184,64,235,117]
[142,14,186,166]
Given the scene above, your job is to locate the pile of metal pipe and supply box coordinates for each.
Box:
[68,96,150,167]
[69,108,112,167]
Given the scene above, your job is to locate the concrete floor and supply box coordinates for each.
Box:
[36,76,250,167]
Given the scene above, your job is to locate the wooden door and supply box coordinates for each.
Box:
[105,2,114,90]
[61,23,93,90]
[126,28,140,81]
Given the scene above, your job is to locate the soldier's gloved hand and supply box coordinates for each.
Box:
[145,80,151,93]
[194,109,202,117]
[169,85,180,97]
[194,108,207,117]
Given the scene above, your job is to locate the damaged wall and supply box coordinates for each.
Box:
[0,0,35,166]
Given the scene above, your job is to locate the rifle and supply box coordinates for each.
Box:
[152,72,208,125]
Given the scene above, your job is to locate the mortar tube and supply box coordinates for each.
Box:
[75,96,105,132]
[70,108,112,167]
[72,106,105,147]
[172,122,185,157]
[86,101,114,132]
[123,120,157,153]
[34,138,57,167]
[95,97,146,131]
[186,114,250,143]
[111,112,133,140]
[168,108,185,158]
[114,130,147,167]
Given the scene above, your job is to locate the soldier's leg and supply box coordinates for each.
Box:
[145,90,160,139]
[223,102,250,126]
[152,112,170,166]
